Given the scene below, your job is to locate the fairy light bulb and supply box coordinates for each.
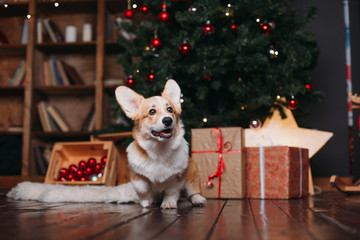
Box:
[27,14,31,19]
[54,2,59,7]
[4,4,8,8]
[203,117,208,123]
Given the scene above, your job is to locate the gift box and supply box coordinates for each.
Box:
[45,141,121,186]
[191,127,245,199]
[245,146,309,199]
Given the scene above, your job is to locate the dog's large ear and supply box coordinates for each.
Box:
[162,79,181,113]
[115,86,144,119]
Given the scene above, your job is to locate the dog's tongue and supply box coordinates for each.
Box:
[160,129,172,138]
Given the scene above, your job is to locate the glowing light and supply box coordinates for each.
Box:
[227,4,232,7]
[203,118,208,123]
[4,4,8,8]
[132,4,137,8]
[54,2,59,7]
[256,18,260,22]
[276,95,281,99]
[26,14,31,19]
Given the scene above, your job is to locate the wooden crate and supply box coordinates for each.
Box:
[45,141,120,186]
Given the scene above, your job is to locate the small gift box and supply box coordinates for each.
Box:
[245,146,309,199]
[191,127,245,199]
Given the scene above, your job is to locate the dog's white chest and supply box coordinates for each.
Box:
[127,139,188,183]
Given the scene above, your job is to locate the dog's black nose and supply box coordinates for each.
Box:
[162,117,173,127]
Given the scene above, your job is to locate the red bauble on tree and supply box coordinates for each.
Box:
[305,83,314,91]
[179,42,191,55]
[150,37,162,48]
[158,8,170,22]
[202,76,212,82]
[231,21,237,33]
[126,75,135,87]
[202,20,215,36]
[147,72,155,82]
[140,4,150,14]
[260,20,272,34]
[124,9,134,18]
[288,96,299,110]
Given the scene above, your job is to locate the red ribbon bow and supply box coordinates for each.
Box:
[192,127,242,198]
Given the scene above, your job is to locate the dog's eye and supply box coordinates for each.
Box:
[167,107,173,113]
[149,109,156,115]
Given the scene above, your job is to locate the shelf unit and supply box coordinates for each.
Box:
[0,0,127,178]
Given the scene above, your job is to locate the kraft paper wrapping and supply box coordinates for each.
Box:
[245,146,309,199]
[191,127,245,199]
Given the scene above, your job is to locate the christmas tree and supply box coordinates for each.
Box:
[112,0,322,133]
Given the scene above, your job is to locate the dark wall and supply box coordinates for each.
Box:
[290,0,360,179]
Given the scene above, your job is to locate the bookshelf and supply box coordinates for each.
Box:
[0,0,128,178]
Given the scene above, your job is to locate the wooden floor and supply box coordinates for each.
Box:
[1,191,360,240]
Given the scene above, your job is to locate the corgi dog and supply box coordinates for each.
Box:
[115,80,206,209]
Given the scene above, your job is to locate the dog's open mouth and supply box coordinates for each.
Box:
[151,129,173,139]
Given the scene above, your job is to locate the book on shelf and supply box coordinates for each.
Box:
[37,101,65,132]
[9,60,26,87]
[21,19,28,44]
[46,104,70,132]
[55,59,71,86]
[61,61,85,85]
[43,18,63,43]
[43,57,84,86]
[51,57,64,85]
[81,103,95,131]
[37,18,43,43]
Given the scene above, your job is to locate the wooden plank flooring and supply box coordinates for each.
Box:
[1,192,360,240]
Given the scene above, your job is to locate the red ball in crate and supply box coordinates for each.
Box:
[58,176,66,182]
[66,173,75,181]
[69,164,78,173]
[85,166,93,176]
[59,168,68,177]
[78,160,87,170]
[101,156,107,167]
[94,163,102,174]
[88,158,96,167]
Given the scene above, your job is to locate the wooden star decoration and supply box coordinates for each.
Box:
[245,106,333,159]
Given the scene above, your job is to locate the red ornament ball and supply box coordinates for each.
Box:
[150,37,162,48]
[158,10,170,22]
[140,4,150,14]
[179,42,191,55]
[147,72,155,82]
[288,97,299,110]
[59,168,68,177]
[78,160,87,170]
[124,9,134,19]
[69,164,78,173]
[88,157,96,166]
[126,75,135,87]
[260,21,272,34]
[203,21,215,36]
[202,76,212,82]
[305,83,314,91]
[231,23,238,33]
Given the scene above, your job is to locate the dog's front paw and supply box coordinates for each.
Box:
[140,200,152,208]
[161,199,178,209]
[190,194,206,206]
